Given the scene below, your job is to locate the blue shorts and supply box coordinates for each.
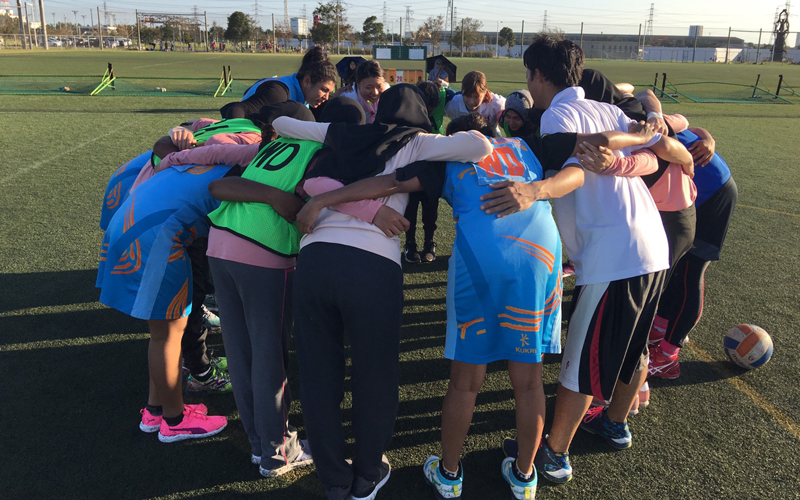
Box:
[97,164,232,320]
[99,151,152,231]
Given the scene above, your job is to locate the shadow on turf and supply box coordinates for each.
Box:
[647,360,743,386]
[0,269,101,314]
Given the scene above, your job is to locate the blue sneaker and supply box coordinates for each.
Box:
[579,406,632,449]
[422,456,462,499]
[501,457,537,499]
[533,436,572,484]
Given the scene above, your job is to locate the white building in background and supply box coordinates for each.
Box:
[291,17,308,36]
[689,25,704,37]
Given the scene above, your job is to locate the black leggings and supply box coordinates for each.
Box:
[293,242,403,495]
[403,192,440,245]
[181,237,213,374]
[657,253,711,348]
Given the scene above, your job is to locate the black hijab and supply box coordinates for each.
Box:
[580,68,646,122]
[307,84,432,184]
[320,96,366,125]
[219,80,292,119]
[247,101,315,129]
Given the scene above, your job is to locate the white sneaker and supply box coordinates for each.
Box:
[259,439,313,477]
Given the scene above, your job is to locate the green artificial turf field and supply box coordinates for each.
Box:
[1,51,799,499]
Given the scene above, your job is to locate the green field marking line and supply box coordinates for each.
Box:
[0,333,149,352]
[0,127,119,185]
[737,203,800,218]
[687,343,800,442]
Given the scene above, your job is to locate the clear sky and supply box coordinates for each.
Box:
[10,0,799,43]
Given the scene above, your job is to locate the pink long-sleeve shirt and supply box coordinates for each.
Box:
[602,115,696,212]
[148,141,383,268]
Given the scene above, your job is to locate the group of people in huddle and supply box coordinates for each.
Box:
[96,33,736,500]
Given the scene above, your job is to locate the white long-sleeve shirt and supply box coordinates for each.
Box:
[540,86,669,285]
[273,116,492,265]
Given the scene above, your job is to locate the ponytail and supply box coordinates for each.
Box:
[297,46,338,85]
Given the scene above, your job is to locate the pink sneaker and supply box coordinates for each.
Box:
[648,345,680,379]
[139,404,208,433]
[157,407,227,443]
[648,316,668,346]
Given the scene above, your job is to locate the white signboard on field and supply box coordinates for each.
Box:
[408,48,425,60]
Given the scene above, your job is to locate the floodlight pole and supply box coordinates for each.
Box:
[580,22,584,49]
[16,0,27,49]
[520,20,524,57]
[136,9,141,50]
[204,12,208,52]
[692,28,698,63]
[725,26,731,63]
[40,0,49,49]
[496,21,499,58]
[755,28,762,64]
[460,18,464,58]
[25,2,35,48]
[97,6,103,50]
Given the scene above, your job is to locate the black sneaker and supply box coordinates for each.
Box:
[422,241,436,262]
[404,242,421,264]
[350,456,391,500]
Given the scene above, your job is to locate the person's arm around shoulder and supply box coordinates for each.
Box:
[687,127,716,167]
[411,130,492,164]
[272,116,329,142]
[208,178,304,223]
[296,174,423,234]
[635,88,668,135]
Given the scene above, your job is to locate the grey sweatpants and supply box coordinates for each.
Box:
[208,257,302,469]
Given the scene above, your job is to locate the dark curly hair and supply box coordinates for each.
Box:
[446,113,496,137]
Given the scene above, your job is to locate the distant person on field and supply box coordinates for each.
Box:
[445,71,506,127]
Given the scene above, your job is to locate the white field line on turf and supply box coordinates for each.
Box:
[131,54,223,70]
[0,128,119,186]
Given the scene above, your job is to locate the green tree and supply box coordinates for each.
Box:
[361,16,383,46]
[208,23,225,42]
[310,1,350,49]
[0,14,18,34]
[160,22,176,41]
[225,11,255,46]
[498,26,515,57]
[139,26,160,44]
[451,17,482,52]
[414,15,444,50]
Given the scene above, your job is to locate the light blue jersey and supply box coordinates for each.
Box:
[97,164,233,320]
[99,150,152,231]
[442,137,562,364]
[242,73,306,104]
